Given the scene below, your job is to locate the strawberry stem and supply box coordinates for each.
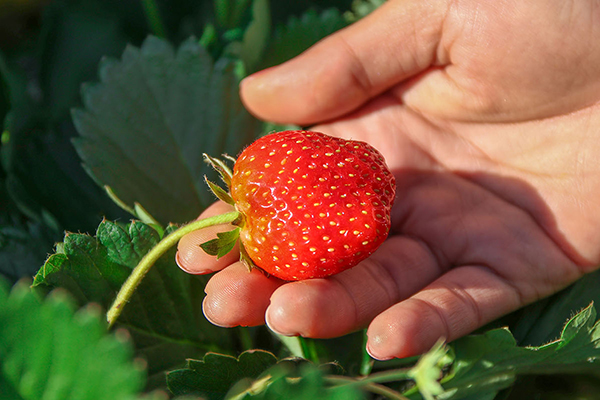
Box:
[106,210,241,328]
[325,376,410,400]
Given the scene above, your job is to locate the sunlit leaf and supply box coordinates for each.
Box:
[72,35,262,225]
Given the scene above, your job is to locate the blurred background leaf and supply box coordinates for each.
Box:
[72,36,263,225]
[0,278,153,400]
[259,8,348,70]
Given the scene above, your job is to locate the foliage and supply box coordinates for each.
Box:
[72,35,262,224]
[2,0,600,399]
[31,218,237,389]
[0,278,153,399]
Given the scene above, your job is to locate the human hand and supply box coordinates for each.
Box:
[177,0,600,359]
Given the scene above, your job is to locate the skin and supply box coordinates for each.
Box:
[177,0,600,359]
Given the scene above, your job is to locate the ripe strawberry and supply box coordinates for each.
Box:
[203,130,395,281]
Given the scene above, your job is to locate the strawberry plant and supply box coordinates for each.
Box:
[2,0,600,399]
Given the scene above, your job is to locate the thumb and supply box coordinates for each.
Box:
[240,0,448,125]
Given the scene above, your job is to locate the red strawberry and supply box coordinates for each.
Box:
[203,130,395,281]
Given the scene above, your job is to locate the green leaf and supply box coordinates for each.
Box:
[268,0,354,25]
[167,349,278,398]
[0,279,147,400]
[237,0,271,73]
[0,218,57,284]
[32,219,236,388]
[199,23,218,49]
[201,228,240,258]
[168,353,365,400]
[345,0,386,22]
[248,363,365,400]
[505,374,600,400]
[215,0,253,29]
[72,35,263,225]
[0,2,131,235]
[141,0,167,38]
[104,185,164,235]
[0,51,19,126]
[508,269,600,347]
[435,303,600,400]
[277,332,368,376]
[0,44,30,114]
[260,8,349,69]
[40,0,130,122]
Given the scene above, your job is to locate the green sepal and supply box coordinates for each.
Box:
[238,239,257,272]
[203,153,234,188]
[205,177,235,205]
[408,340,451,400]
[201,228,241,259]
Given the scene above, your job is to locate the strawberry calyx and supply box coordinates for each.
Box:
[203,153,235,205]
[202,153,257,272]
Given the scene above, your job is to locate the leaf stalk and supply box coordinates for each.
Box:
[325,376,410,400]
[106,210,241,328]
[141,0,167,37]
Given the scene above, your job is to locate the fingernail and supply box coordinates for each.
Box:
[175,251,186,270]
[366,342,393,361]
[175,251,213,275]
[366,332,395,361]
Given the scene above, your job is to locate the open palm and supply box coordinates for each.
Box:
[177,0,600,359]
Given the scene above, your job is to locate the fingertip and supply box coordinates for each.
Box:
[366,299,445,359]
[365,317,410,360]
[176,223,239,274]
[175,249,212,275]
[203,263,284,327]
[175,202,238,275]
[265,279,356,338]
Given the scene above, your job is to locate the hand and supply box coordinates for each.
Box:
[177,0,600,359]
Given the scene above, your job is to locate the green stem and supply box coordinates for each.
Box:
[360,330,374,376]
[299,338,321,364]
[357,368,413,385]
[141,0,167,37]
[326,376,410,400]
[106,210,240,328]
[238,327,254,350]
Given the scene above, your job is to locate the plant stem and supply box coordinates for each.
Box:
[238,327,254,350]
[299,337,322,364]
[357,368,413,385]
[325,376,410,400]
[141,0,167,37]
[360,330,374,376]
[106,211,240,328]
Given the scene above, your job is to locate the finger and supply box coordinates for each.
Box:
[203,262,284,327]
[176,202,239,274]
[264,235,443,338]
[365,265,524,360]
[240,0,447,125]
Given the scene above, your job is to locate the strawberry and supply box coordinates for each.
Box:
[203,130,395,281]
